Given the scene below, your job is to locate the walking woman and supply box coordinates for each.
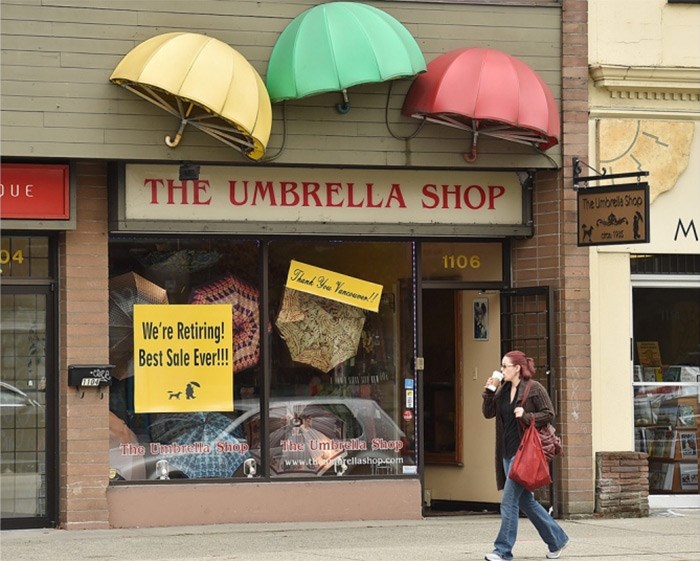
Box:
[482,350,569,561]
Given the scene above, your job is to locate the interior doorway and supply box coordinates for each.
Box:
[422,288,502,513]
[421,285,553,514]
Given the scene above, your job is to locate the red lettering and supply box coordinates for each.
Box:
[366,183,382,208]
[302,182,322,207]
[421,184,439,209]
[253,181,277,206]
[165,179,188,205]
[228,180,248,205]
[347,183,364,208]
[192,180,211,205]
[488,185,505,209]
[386,184,406,208]
[441,184,461,209]
[280,181,300,206]
[326,182,343,207]
[464,184,486,209]
[144,178,165,204]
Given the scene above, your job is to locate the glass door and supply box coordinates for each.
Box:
[1,285,55,527]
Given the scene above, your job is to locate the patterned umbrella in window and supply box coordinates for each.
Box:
[149,412,250,478]
[275,287,366,373]
[109,272,169,380]
[189,273,261,373]
[267,402,347,475]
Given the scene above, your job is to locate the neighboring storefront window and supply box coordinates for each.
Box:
[108,237,416,481]
[632,276,700,496]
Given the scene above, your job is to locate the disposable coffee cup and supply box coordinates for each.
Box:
[487,370,504,392]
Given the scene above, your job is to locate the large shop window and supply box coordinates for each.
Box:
[108,237,416,482]
[632,282,700,496]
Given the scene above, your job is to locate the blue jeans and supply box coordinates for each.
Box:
[491,456,569,560]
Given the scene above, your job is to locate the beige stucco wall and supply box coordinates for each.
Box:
[590,124,700,456]
[589,0,700,67]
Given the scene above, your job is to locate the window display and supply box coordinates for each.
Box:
[632,285,700,496]
[108,237,416,481]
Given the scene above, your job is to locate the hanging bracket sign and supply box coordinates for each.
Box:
[576,182,650,247]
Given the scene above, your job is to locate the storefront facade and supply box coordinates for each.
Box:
[589,0,700,510]
[1,1,590,529]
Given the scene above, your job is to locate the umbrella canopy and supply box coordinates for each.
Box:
[149,412,250,478]
[189,274,261,373]
[110,32,271,160]
[402,48,560,160]
[275,287,366,373]
[138,249,222,275]
[109,272,169,380]
[266,2,425,111]
[267,402,347,475]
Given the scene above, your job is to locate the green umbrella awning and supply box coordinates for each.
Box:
[266,2,425,111]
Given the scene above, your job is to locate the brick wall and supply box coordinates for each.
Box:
[595,452,649,517]
[512,0,593,516]
[58,161,110,529]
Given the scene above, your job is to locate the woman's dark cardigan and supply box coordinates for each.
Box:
[482,379,555,490]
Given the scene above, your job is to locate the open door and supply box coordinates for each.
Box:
[500,286,557,515]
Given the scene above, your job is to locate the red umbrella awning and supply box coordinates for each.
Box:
[402,48,560,161]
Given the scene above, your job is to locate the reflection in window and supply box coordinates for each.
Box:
[107,237,417,481]
[108,237,261,481]
[267,240,416,476]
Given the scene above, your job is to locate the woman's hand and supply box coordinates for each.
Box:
[513,406,525,418]
[484,376,500,391]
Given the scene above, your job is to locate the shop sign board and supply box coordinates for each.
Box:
[0,163,70,219]
[122,164,523,226]
[577,183,650,246]
[133,304,234,413]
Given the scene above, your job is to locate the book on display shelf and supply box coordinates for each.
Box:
[634,396,655,426]
[678,431,697,459]
[677,404,696,428]
[656,404,678,428]
[649,428,675,459]
[649,462,675,492]
[679,463,698,492]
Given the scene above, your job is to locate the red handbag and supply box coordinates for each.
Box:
[509,415,552,491]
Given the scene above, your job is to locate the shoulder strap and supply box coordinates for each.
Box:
[520,380,532,405]
[518,381,534,427]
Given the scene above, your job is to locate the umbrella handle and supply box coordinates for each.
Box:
[463,129,479,162]
[335,89,351,114]
[165,119,188,147]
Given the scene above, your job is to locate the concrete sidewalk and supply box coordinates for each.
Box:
[2,508,699,561]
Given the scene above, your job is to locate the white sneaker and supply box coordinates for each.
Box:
[485,554,506,561]
[546,539,570,559]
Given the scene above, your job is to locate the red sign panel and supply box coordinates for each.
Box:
[1,163,70,219]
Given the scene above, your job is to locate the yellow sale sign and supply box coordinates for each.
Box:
[285,260,383,312]
[133,304,233,413]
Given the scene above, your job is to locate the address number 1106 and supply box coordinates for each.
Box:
[442,254,481,270]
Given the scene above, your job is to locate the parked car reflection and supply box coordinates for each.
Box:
[0,381,45,517]
[109,398,413,480]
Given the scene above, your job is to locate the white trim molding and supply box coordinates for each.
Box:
[590,65,700,102]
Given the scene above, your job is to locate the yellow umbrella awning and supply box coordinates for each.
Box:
[110,32,271,161]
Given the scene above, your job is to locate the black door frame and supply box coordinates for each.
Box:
[1,272,59,529]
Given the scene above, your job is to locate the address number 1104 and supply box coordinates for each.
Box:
[442,254,481,270]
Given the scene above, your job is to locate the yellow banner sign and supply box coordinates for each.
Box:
[285,260,383,312]
[133,304,233,413]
